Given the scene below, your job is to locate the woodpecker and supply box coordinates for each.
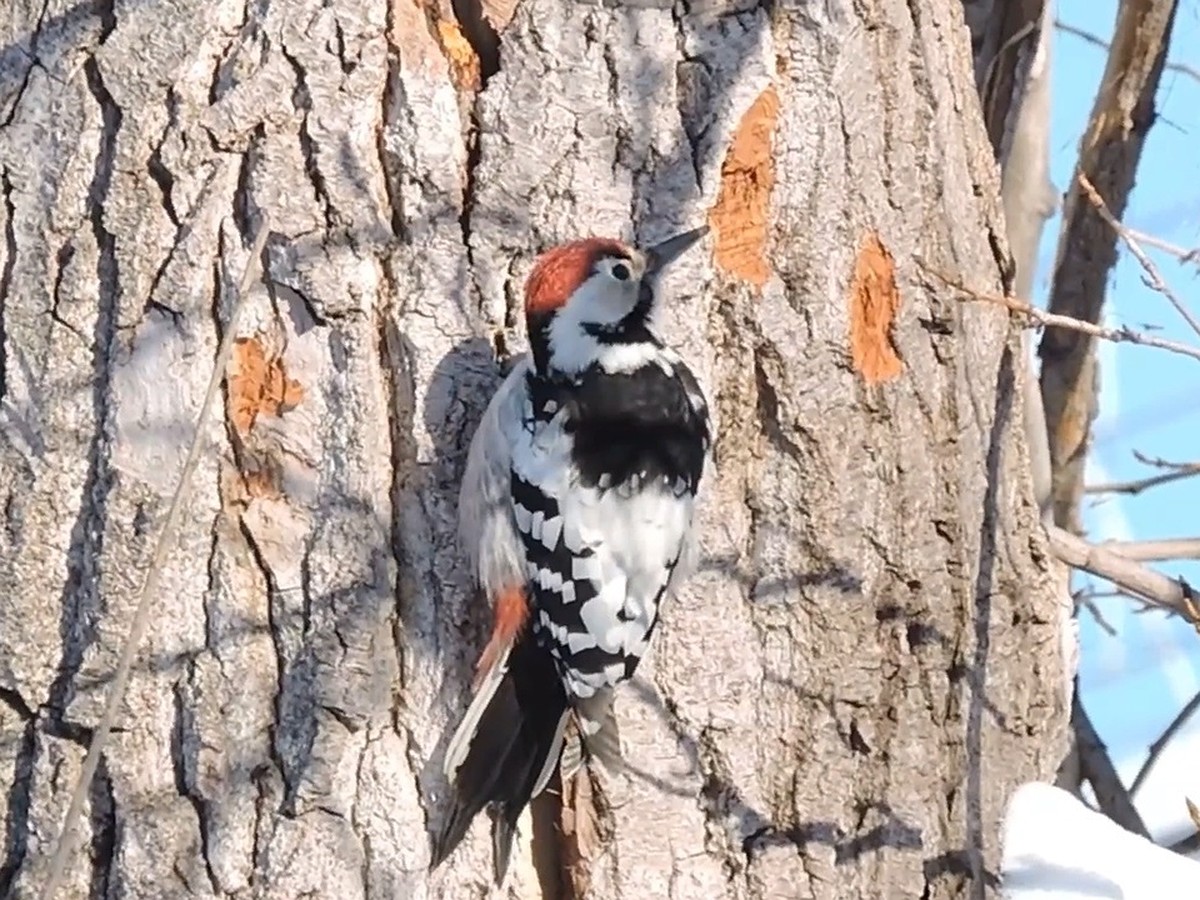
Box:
[430,225,713,882]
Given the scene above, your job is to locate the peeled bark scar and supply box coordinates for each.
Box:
[558,762,607,898]
[848,232,903,384]
[435,20,481,91]
[709,85,780,289]
[228,336,305,437]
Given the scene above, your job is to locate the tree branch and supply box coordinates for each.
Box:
[1075,590,1118,636]
[1169,829,1200,857]
[1135,450,1200,469]
[1130,692,1200,798]
[1044,523,1200,619]
[1099,539,1200,562]
[925,268,1200,364]
[1086,463,1200,495]
[1078,173,1200,341]
[1073,695,1152,838]
[1056,18,1200,86]
[1038,0,1180,532]
[1118,224,1200,267]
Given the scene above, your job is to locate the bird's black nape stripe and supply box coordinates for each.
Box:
[629,278,655,327]
[527,310,554,375]
[581,317,655,346]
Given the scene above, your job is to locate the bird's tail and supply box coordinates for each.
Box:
[430,629,570,884]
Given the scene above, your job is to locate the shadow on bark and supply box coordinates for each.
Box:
[964,343,1016,897]
[1,2,102,124]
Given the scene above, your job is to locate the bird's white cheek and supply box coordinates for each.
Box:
[572,279,638,326]
[607,283,640,319]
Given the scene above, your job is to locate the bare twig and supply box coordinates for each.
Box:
[1135,450,1199,470]
[1078,174,1200,341]
[1119,224,1200,267]
[1101,538,1200,562]
[1081,589,1137,602]
[1169,828,1200,856]
[1086,463,1200,495]
[925,268,1200,364]
[39,217,272,900]
[1074,695,1152,838]
[1076,592,1118,636]
[1130,692,1200,798]
[1045,523,1200,620]
[1056,18,1200,85]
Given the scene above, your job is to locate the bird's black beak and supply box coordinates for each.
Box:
[643,225,709,276]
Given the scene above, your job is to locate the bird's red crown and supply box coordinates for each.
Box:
[524,237,630,315]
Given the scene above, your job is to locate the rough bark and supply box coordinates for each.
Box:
[965,0,1082,798]
[964,0,1070,701]
[0,1,1067,898]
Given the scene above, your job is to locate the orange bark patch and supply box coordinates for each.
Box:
[848,233,903,385]
[473,585,529,689]
[559,763,607,898]
[708,86,780,288]
[228,337,305,436]
[392,0,444,73]
[436,19,481,91]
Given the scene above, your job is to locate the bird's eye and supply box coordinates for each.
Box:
[611,263,630,281]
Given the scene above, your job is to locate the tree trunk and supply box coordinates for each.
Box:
[965,0,1079,791]
[0,1,1067,898]
[1039,0,1179,533]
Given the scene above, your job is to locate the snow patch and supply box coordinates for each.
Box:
[1002,783,1200,898]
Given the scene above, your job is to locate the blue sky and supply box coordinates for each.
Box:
[1037,0,1200,842]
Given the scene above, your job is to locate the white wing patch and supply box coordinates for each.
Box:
[458,357,536,594]
[540,514,564,551]
[571,556,604,583]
